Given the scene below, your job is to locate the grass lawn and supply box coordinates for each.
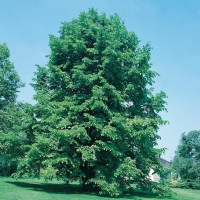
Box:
[0,177,200,200]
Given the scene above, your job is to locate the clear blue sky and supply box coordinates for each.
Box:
[1,0,200,161]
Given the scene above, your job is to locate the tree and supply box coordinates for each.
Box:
[172,130,200,181]
[0,44,25,175]
[0,44,24,132]
[0,44,24,106]
[19,9,168,196]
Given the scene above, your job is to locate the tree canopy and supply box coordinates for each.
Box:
[0,44,24,133]
[18,9,168,196]
[172,130,200,180]
[0,44,25,175]
[0,44,24,108]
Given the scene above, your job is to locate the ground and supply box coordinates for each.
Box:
[0,177,200,200]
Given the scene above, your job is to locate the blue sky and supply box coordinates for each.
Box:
[1,0,200,160]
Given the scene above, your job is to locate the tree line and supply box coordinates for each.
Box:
[170,130,200,189]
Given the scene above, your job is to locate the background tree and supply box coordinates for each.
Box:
[172,130,200,181]
[19,9,168,196]
[0,44,23,105]
[0,44,24,132]
[0,44,25,175]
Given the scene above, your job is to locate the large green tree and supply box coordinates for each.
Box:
[0,44,24,132]
[172,130,200,181]
[19,9,168,196]
[0,44,24,107]
[0,44,25,175]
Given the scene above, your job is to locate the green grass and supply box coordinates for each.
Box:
[0,177,200,200]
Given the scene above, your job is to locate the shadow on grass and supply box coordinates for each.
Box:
[5,179,158,199]
[5,180,82,194]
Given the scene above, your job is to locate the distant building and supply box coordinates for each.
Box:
[149,157,171,182]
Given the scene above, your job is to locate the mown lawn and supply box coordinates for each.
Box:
[0,177,200,200]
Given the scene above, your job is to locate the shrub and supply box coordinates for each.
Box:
[170,180,200,189]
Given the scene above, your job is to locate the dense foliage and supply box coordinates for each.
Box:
[0,44,25,175]
[0,44,24,132]
[172,130,200,181]
[14,9,167,196]
[170,180,200,189]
